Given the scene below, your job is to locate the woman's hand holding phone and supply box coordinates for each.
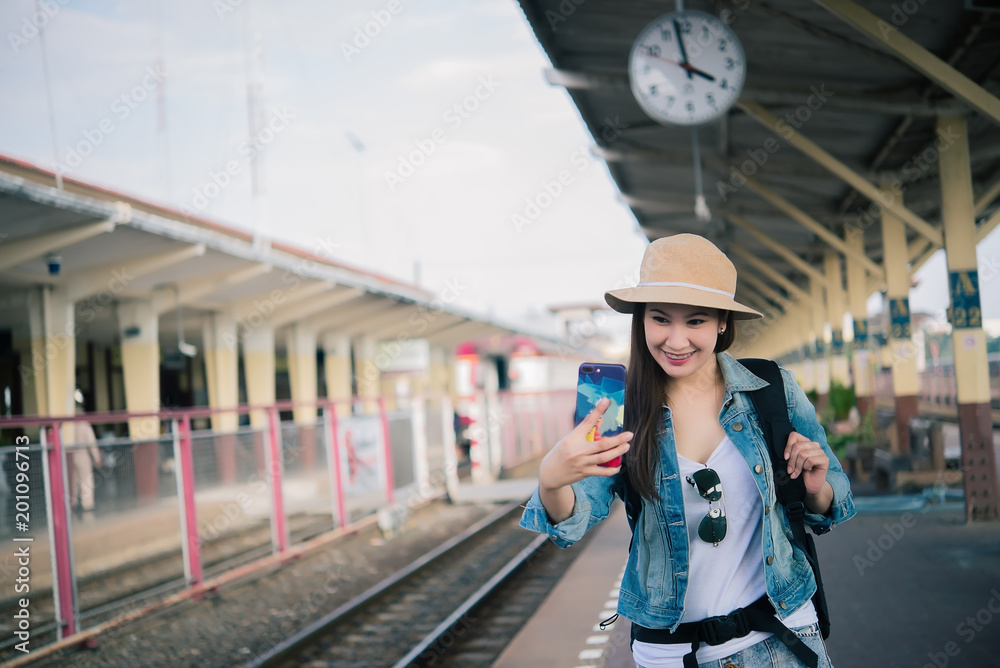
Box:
[539,398,632,491]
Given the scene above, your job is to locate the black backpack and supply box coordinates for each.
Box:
[620,358,831,640]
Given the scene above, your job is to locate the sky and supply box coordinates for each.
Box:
[1,0,997,340]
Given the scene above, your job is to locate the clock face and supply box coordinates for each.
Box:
[628,11,746,127]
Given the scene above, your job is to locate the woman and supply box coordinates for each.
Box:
[520,234,856,668]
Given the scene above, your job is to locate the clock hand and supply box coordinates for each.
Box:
[681,63,715,82]
[642,51,716,82]
[673,19,693,80]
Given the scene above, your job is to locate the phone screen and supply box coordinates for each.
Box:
[574,363,626,467]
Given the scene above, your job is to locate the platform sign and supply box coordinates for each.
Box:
[853,318,869,347]
[947,269,982,329]
[831,330,845,354]
[336,416,385,496]
[889,297,911,339]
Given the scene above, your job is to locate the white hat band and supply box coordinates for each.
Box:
[636,281,735,299]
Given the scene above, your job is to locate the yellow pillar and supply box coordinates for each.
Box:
[880,186,919,457]
[203,312,240,482]
[354,335,380,414]
[845,225,874,419]
[25,289,49,418]
[24,286,78,420]
[287,322,318,469]
[429,345,459,497]
[938,114,998,521]
[790,304,814,393]
[287,323,318,424]
[810,278,830,408]
[118,299,161,502]
[824,250,851,389]
[243,326,275,428]
[203,313,240,431]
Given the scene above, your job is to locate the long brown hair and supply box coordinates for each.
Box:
[623,304,736,501]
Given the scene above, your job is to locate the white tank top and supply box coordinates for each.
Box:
[632,435,817,666]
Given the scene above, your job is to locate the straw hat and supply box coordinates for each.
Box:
[605,234,762,319]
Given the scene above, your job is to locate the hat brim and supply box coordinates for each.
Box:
[605,286,763,320]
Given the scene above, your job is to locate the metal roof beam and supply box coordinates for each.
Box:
[309,297,397,333]
[735,171,885,279]
[416,313,468,339]
[271,286,367,328]
[727,213,827,284]
[67,242,205,302]
[367,305,448,340]
[740,87,966,117]
[729,245,811,302]
[737,272,789,313]
[596,146,835,180]
[617,194,697,215]
[737,100,943,247]
[0,219,118,272]
[975,173,1000,216]
[426,321,502,346]
[813,0,1000,127]
[152,263,273,314]
[334,304,421,338]
[734,286,780,319]
[232,280,335,322]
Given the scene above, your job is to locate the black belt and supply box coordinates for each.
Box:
[630,595,819,668]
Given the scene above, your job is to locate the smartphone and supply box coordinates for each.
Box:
[574,363,626,467]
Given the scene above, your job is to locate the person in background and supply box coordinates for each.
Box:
[69,391,101,521]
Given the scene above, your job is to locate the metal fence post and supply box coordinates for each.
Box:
[41,424,76,638]
[265,407,288,554]
[172,416,202,586]
[323,404,348,529]
[378,397,395,505]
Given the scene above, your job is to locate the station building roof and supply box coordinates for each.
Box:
[0,153,581,358]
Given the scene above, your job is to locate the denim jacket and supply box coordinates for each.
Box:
[520,353,856,630]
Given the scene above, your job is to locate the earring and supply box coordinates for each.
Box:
[719,328,725,334]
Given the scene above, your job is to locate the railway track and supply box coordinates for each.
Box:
[245,501,588,668]
[0,512,333,653]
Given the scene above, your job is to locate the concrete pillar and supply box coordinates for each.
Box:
[880,186,919,457]
[286,322,318,468]
[354,335,380,413]
[203,312,240,482]
[322,332,352,406]
[243,325,275,474]
[429,345,459,499]
[243,325,275,427]
[938,114,998,521]
[824,250,851,389]
[25,286,77,420]
[792,304,815,393]
[845,224,874,419]
[810,278,830,410]
[117,299,161,502]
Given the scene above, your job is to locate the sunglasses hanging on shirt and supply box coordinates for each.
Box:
[686,467,727,546]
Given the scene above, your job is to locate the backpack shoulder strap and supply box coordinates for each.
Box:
[738,358,831,640]
[737,358,806,512]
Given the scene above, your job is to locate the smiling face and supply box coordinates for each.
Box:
[643,302,723,383]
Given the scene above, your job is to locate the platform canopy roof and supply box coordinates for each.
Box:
[515,0,1000,317]
[0,155,580,358]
